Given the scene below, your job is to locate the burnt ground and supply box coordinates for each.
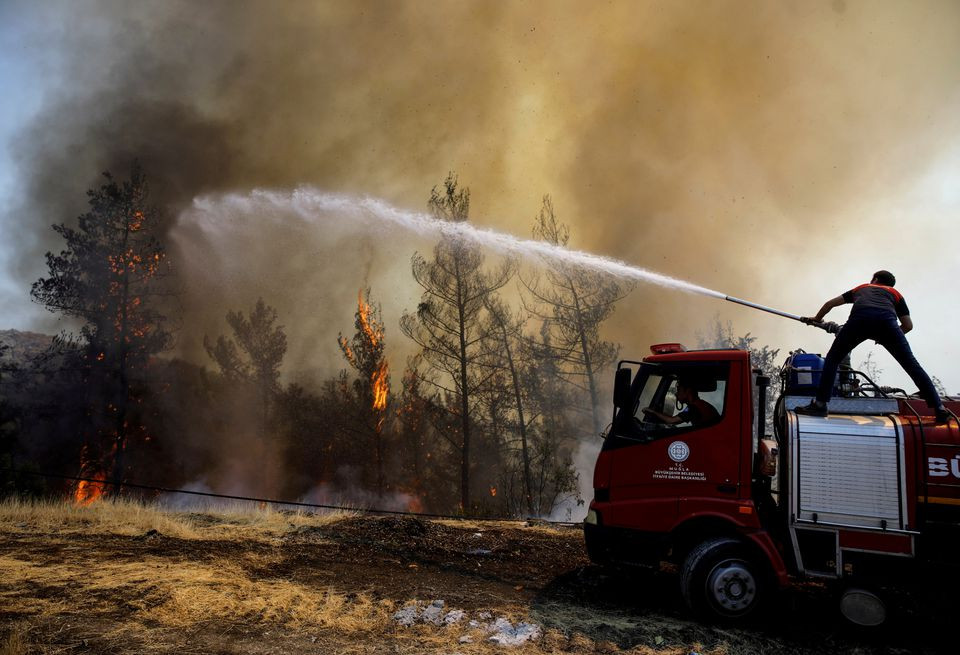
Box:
[0,513,955,654]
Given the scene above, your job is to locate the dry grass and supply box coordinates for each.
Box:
[0,550,389,644]
[0,496,199,539]
[96,557,388,631]
[0,498,385,653]
[0,496,353,541]
[0,499,740,654]
[0,625,28,655]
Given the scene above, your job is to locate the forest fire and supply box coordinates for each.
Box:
[22,164,601,529]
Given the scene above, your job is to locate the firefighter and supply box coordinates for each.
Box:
[795,270,949,423]
[643,378,720,427]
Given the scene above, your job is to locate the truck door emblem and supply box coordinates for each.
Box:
[668,441,690,462]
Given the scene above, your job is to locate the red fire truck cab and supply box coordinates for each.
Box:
[584,344,960,625]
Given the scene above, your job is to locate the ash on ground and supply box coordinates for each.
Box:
[393,600,541,646]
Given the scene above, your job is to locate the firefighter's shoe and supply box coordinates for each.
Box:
[935,408,952,425]
[794,401,827,417]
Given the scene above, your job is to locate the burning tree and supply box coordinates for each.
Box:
[30,163,173,502]
[338,289,391,497]
[523,195,631,434]
[400,173,512,510]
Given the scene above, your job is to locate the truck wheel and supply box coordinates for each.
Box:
[681,537,766,620]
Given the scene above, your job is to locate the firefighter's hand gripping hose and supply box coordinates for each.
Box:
[800,317,841,334]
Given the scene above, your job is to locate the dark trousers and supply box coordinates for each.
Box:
[816,309,941,407]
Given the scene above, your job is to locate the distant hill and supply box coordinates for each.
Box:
[0,329,57,366]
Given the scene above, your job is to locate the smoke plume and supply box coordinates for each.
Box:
[6,1,959,348]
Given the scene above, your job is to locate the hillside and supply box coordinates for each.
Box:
[0,329,56,366]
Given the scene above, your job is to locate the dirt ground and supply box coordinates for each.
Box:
[0,504,953,654]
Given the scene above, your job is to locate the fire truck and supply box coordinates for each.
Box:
[583,343,960,625]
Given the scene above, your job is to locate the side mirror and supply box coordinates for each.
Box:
[614,367,632,409]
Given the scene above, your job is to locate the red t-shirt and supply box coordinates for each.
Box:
[842,284,909,317]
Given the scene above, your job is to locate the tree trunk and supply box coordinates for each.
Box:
[112,220,132,491]
[496,314,533,515]
[376,417,385,497]
[456,259,471,511]
[570,285,601,434]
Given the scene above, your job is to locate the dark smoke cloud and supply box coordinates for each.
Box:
[5,0,960,371]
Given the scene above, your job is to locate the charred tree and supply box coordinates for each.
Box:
[400,173,512,511]
[30,163,173,498]
[523,195,631,435]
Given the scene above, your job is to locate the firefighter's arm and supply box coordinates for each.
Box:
[642,407,683,425]
[899,314,913,334]
[809,295,846,323]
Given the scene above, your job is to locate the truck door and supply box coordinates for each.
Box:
[604,361,742,532]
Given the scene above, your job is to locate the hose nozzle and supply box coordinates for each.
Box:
[800,317,841,334]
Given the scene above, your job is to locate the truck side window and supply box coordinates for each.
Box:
[623,364,727,438]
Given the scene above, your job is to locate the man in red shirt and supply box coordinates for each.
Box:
[643,379,721,427]
[795,270,949,423]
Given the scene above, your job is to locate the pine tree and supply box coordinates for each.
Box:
[483,296,534,514]
[31,163,172,495]
[400,173,512,510]
[523,196,631,434]
[204,298,288,436]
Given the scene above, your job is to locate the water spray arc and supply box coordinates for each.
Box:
[186,188,835,332]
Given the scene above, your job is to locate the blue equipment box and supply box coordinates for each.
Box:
[787,353,826,395]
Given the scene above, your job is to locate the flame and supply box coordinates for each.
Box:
[73,439,121,506]
[74,474,106,506]
[74,451,107,506]
[356,290,389,413]
[490,486,497,497]
[372,361,388,411]
[357,290,381,349]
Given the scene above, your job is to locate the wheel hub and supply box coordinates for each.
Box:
[707,560,757,614]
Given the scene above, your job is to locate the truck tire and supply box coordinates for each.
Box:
[680,537,766,620]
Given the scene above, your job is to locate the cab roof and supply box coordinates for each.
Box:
[643,348,750,364]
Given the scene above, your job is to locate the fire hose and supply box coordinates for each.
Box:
[724,295,841,334]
